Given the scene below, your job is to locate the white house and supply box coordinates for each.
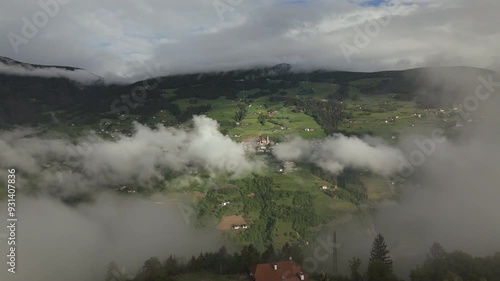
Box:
[220,201,231,207]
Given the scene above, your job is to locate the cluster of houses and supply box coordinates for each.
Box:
[242,135,270,151]
[240,135,273,153]
[320,185,338,190]
[257,136,273,153]
[231,224,249,230]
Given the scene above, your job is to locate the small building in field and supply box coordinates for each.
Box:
[220,201,231,207]
[231,224,248,230]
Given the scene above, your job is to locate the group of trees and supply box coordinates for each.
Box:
[109,243,303,281]
[106,234,395,281]
[176,104,213,122]
[106,233,500,281]
[319,237,500,281]
[195,176,322,244]
[311,167,369,205]
[287,98,349,134]
[233,104,248,122]
[409,243,500,281]
[313,234,398,281]
[328,82,350,101]
[243,176,321,241]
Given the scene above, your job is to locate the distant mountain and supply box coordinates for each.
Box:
[0,57,108,127]
[0,56,103,85]
[0,57,496,129]
[0,56,79,71]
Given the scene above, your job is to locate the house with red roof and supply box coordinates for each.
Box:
[249,261,309,281]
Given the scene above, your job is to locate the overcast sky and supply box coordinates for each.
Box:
[1,0,499,82]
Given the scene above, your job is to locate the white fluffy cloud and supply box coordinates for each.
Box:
[273,134,403,175]
[0,116,260,195]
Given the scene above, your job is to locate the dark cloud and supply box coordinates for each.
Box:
[0,0,498,82]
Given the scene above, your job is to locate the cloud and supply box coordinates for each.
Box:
[0,116,261,196]
[0,194,224,281]
[0,116,250,281]
[273,134,403,175]
[309,67,500,277]
[0,0,498,81]
[0,59,101,85]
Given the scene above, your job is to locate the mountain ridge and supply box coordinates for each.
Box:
[0,56,496,130]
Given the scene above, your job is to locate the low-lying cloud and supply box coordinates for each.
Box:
[0,60,102,85]
[0,194,224,281]
[307,68,500,277]
[273,134,403,175]
[0,116,261,196]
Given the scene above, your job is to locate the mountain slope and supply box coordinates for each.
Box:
[0,57,495,130]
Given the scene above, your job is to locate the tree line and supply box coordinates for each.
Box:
[107,233,500,281]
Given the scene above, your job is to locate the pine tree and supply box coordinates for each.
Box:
[281,242,292,260]
[164,255,181,276]
[369,234,393,272]
[261,244,276,262]
[348,257,363,281]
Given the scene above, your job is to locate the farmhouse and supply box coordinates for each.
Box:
[220,201,230,207]
[249,261,309,281]
[260,136,271,145]
[231,224,249,230]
